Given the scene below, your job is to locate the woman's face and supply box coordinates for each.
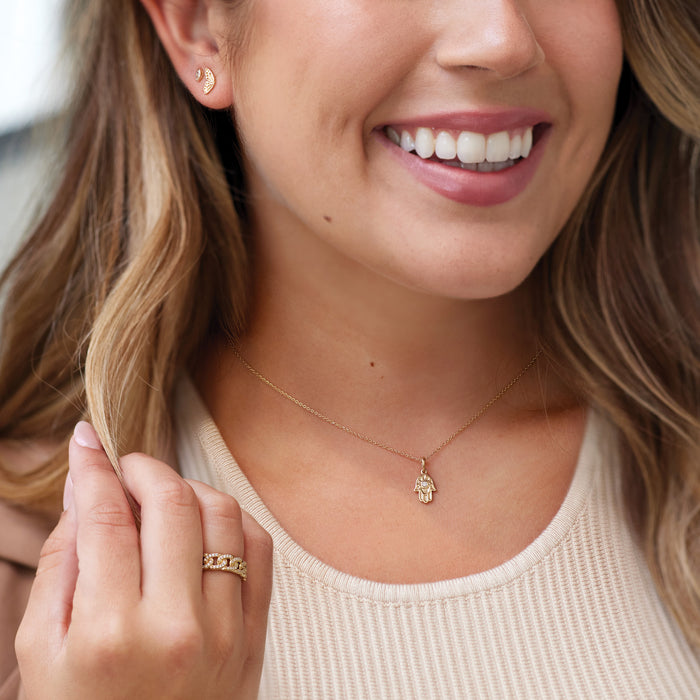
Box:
[228,0,623,300]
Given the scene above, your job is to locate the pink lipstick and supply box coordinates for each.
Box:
[377,109,552,207]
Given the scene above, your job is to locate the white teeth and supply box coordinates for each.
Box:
[386,127,400,146]
[435,131,457,160]
[486,131,510,163]
[414,127,435,159]
[400,130,415,152]
[509,133,522,160]
[390,125,536,166]
[457,132,486,164]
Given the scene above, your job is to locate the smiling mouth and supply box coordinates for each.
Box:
[383,124,548,173]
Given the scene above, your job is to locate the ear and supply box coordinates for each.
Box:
[139,0,234,109]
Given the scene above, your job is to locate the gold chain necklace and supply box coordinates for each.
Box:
[232,345,542,504]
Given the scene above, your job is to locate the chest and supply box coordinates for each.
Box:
[234,408,583,583]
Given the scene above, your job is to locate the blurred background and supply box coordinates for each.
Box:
[0,0,67,265]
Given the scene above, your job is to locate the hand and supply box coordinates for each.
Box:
[16,422,273,699]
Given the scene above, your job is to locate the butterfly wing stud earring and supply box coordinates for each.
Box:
[195,67,216,95]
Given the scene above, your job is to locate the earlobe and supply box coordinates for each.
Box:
[139,0,234,109]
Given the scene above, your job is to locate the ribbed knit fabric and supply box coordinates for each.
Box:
[175,377,700,699]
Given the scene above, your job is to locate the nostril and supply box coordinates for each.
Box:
[433,10,544,79]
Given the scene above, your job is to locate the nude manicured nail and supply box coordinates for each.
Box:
[73,421,103,450]
[62,473,74,511]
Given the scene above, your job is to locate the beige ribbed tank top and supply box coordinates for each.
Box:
[175,378,700,699]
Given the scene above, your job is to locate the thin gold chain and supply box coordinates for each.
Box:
[232,346,542,466]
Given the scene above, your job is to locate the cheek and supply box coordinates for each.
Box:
[236,0,429,132]
[541,0,624,109]
[233,2,430,221]
[535,1,623,217]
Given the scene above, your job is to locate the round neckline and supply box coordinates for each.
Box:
[178,376,601,603]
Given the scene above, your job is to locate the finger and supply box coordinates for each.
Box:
[69,422,141,607]
[240,512,273,654]
[17,493,78,659]
[119,453,203,607]
[186,480,245,611]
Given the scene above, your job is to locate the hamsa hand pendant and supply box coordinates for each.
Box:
[414,458,437,504]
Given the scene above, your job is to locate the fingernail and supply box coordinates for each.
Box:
[62,473,74,511]
[73,421,103,450]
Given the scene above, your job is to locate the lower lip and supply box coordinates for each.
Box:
[377,127,550,207]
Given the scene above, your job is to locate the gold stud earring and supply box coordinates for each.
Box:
[195,67,216,95]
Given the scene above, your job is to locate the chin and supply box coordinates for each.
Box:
[381,245,543,301]
[385,262,538,303]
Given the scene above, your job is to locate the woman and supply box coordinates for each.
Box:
[1,0,698,697]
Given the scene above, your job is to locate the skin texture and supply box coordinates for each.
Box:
[16,0,623,696]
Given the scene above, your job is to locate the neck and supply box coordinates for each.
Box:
[232,236,544,432]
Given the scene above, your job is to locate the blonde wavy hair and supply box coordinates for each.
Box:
[0,0,698,646]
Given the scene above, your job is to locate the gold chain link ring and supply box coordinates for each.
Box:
[202,553,248,581]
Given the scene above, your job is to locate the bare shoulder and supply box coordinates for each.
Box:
[0,553,33,697]
[0,438,61,476]
[0,443,60,696]
[0,439,62,559]
[0,494,46,697]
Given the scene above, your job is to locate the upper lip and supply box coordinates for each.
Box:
[381,108,552,134]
